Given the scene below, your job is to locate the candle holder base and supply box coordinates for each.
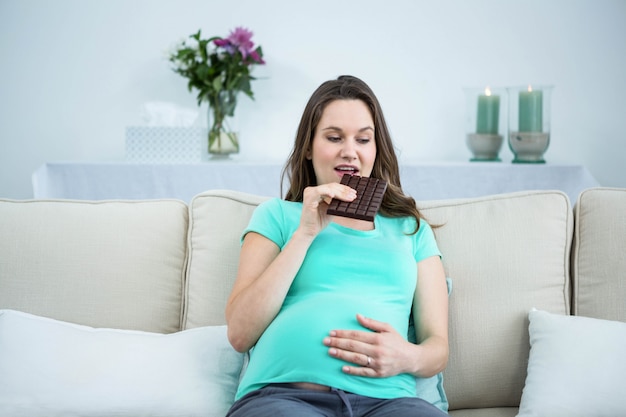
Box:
[466,133,503,162]
[509,132,550,163]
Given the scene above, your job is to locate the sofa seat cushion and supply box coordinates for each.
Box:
[449,408,518,417]
[0,309,245,417]
[0,199,188,333]
[517,309,626,416]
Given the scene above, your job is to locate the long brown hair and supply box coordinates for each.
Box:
[281,75,423,233]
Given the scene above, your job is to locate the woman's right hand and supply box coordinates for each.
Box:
[226,182,357,352]
[299,183,357,237]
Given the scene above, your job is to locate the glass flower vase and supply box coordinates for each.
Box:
[207,99,239,159]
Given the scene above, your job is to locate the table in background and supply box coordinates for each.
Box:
[32,161,600,204]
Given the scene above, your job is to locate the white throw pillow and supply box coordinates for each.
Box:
[0,309,244,417]
[517,309,626,417]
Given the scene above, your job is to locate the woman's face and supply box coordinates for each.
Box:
[307,99,377,185]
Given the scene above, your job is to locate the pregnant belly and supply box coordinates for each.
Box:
[236,293,417,400]
[248,294,406,385]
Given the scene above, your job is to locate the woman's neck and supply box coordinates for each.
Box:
[332,217,374,231]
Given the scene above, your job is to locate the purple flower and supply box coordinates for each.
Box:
[213,37,235,55]
[213,38,229,47]
[225,27,255,59]
[249,49,265,64]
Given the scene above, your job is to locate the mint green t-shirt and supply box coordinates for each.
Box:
[235,198,442,403]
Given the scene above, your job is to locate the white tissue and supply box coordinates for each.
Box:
[140,101,199,127]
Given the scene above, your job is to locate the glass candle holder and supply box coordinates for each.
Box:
[507,85,553,163]
[464,86,507,162]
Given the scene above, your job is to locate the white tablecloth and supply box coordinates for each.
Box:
[32,161,599,204]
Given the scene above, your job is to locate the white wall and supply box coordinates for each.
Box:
[1,0,625,199]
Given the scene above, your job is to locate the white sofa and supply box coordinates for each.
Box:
[1,187,625,417]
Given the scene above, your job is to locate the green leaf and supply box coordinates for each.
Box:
[212,77,223,93]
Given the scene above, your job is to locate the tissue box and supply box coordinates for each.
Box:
[125,127,206,163]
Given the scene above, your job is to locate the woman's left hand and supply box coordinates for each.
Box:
[323,314,414,378]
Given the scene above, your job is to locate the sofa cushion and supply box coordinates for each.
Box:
[517,309,626,417]
[0,309,245,417]
[417,191,572,410]
[572,187,626,322]
[0,199,188,333]
[449,408,518,417]
[183,190,269,328]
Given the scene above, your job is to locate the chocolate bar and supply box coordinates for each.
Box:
[327,174,388,221]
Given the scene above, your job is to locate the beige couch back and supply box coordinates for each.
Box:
[2,187,624,414]
[420,191,572,409]
[572,187,626,321]
[182,190,269,329]
[0,199,189,333]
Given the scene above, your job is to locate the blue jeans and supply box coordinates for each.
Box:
[226,384,448,417]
